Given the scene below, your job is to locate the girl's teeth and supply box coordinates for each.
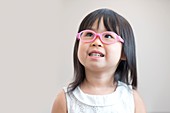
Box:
[91,53,100,56]
[90,53,104,57]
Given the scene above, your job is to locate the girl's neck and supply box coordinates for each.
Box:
[80,69,117,95]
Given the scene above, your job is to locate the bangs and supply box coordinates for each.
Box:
[78,9,119,34]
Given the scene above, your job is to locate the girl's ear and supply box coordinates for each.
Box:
[121,51,126,61]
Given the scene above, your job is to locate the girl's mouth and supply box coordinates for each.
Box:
[89,52,104,57]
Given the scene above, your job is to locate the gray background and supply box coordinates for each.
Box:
[0,0,170,113]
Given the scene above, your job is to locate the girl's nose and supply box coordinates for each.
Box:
[90,36,103,47]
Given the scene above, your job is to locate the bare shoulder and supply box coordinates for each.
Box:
[51,89,67,113]
[133,89,146,113]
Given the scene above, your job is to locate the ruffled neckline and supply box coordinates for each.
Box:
[72,81,127,106]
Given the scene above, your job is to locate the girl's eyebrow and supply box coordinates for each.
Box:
[86,28,94,30]
[87,28,96,31]
[87,28,109,33]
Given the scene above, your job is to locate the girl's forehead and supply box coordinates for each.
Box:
[91,18,107,32]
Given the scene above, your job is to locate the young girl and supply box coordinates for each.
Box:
[52,8,146,113]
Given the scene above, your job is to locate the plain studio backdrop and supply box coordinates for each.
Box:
[0,0,170,113]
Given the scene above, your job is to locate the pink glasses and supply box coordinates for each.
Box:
[77,30,124,44]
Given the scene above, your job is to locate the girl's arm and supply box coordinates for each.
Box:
[133,90,146,113]
[51,90,67,113]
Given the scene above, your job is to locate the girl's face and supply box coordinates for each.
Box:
[77,19,123,72]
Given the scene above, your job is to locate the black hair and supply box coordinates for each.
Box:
[68,8,137,92]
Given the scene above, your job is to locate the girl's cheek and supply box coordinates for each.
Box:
[77,44,86,58]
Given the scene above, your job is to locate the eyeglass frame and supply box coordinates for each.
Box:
[77,29,124,45]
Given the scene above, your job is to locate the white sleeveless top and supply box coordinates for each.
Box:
[63,81,134,113]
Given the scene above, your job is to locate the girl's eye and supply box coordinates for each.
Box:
[85,32,94,37]
[104,34,114,39]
